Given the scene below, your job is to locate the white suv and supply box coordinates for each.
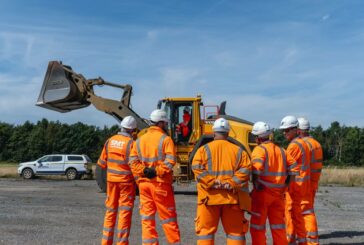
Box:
[18,154,93,180]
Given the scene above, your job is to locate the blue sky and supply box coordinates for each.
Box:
[1,0,364,129]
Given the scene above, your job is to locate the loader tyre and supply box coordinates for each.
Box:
[95,165,107,193]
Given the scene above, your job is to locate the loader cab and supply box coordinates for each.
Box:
[157,97,202,145]
[157,97,203,181]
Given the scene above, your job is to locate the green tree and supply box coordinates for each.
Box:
[0,122,14,161]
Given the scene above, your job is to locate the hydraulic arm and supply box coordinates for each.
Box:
[36,61,148,130]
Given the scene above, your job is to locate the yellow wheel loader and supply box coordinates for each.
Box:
[36,61,256,191]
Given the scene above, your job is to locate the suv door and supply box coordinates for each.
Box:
[38,155,64,174]
[36,155,52,173]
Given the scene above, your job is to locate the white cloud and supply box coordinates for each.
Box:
[159,67,201,96]
[147,30,159,41]
[213,51,238,67]
[322,14,330,21]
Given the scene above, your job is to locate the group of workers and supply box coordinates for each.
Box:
[97,109,322,245]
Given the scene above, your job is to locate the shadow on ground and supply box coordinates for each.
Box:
[320,230,364,244]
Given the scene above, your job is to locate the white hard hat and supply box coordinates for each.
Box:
[252,121,272,138]
[279,115,298,129]
[150,109,169,123]
[298,117,310,130]
[183,106,190,113]
[212,118,230,133]
[120,116,137,129]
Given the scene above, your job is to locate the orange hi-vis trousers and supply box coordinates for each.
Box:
[301,189,319,245]
[285,192,307,245]
[250,189,287,245]
[139,181,181,245]
[195,203,248,245]
[102,182,135,245]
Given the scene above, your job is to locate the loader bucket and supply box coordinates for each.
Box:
[36,61,90,112]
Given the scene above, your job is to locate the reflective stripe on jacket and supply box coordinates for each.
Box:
[287,137,311,196]
[251,141,299,195]
[192,139,251,206]
[129,126,176,184]
[97,132,134,182]
[303,136,323,185]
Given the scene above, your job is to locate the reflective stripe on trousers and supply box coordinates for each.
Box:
[102,182,135,245]
[139,181,181,245]
[250,189,287,245]
[196,204,247,245]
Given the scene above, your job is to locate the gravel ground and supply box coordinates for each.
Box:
[0,178,363,245]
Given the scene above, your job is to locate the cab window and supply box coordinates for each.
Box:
[157,101,193,143]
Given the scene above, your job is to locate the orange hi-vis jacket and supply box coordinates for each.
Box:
[251,141,299,196]
[287,137,311,197]
[302,136,323,191]
[192,139,251,206]
[129,126,176,184]
[180,112,191,137]
[97,132,134,183]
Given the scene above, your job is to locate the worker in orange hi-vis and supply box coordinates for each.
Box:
[250,121,299,245]
[192,118,251,245]
[97,116,137,245]
[129,109,181,245]
[280,115,311,245]
[297,117,322,245]
[176,106,192,141]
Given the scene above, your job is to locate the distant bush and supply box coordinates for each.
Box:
[0,119,119,163]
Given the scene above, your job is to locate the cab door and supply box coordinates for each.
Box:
[161,101,194,144]
[160,101,196,181]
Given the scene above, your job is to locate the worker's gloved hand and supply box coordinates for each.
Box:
[143,167,157,179]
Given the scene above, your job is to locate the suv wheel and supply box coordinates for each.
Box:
[66,168,77,180]
[22,168,34,179]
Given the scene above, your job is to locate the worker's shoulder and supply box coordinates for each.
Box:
[116,132,133,139]
[107,133,122,141]
[208,139,242,151]
[305,136,322,147]
[289,137,310,151]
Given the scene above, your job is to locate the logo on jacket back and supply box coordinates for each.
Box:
[110,140,125,149]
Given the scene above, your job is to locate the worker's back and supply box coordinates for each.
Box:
[252,141,298,196]
[98,133,134,183]
[132,126,175,183]
[287,137,311,197]
[303,136,323,188]
[193,139,247,205]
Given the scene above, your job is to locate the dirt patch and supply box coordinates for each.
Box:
[0,166,17,178]
[0,178,363,245]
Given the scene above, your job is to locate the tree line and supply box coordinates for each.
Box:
[0,119,118,163]
[0,119,362,166]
